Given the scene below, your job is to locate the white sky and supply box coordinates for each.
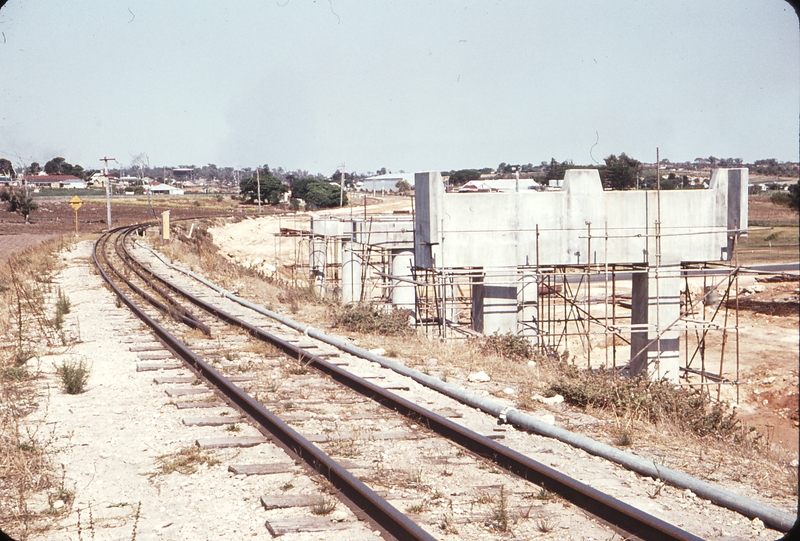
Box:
[1,1,798,175]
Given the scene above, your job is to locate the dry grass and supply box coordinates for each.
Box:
[333,304,414,336]
[154,446,220,475]
[0,237,75,539]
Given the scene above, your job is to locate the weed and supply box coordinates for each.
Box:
[225,423,241,432]
[547,366,741,439]
[615,428,634,447]
[55,358,90,394]
[279,480,294,492]
[530,487,556,501]
[55,287,71,316]
[536,518,555,532]
[334,304,413,336]
[289,360,310,375]
[407,467,424,486]
[277,282,318,313]
[489,486,510,531]
[154,446,220,475]
[437,512,459,535]
[1,366,29,381]
[310,496,337,516]
[327,435,358,457]
[406,502,426,513]
[480,331,534,361]
[474,489,494,505]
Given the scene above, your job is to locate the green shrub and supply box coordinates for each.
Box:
[56,359,90,394]
[547,367,740,438]
[334,304,413,336]
[481,332,534,361]
[770,191,791,207]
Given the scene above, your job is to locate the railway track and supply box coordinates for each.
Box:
[90,222,769,540]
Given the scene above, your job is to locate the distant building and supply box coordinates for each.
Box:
[22,175,83,189]
[360,172,415,193]
[457,179,540,193]
[172,168,195,182]
[147,181,185,195]
[89,171,118,188]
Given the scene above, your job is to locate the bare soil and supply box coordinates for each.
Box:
[0,195,264,263]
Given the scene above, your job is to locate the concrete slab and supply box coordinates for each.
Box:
[264,517,356,536]
[260,494,317,510]
[136,363,183,372]
[227,463,297,476]
[154,376,197,384]
[195,436,268,449]
[165,387,211,397]
[182,416,243,426]
[175,401,225,409]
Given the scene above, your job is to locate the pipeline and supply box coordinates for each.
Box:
[141,242,796,533]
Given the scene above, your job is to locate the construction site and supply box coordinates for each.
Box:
[261,168,769,404]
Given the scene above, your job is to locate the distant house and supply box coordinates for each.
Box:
[89,171,118,188]
[60,179,87,189]
[360,172,415,193]
[457,179,540,193]
[22,175,83,189]
[147,181,184,195]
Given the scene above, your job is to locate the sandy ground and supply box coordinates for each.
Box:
[24,240,378,541]
[21,237,792,541]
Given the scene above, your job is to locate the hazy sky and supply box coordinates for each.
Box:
[1,1,798,175]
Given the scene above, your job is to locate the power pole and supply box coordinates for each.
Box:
[256,167,262,214]
[339,163,346,207]
[100,156,116,228]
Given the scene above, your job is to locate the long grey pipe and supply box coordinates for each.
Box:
[142,243,796,532]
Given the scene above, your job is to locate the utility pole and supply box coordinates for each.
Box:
[256,167,262,214]
[339,163,346,207]
[100,156,116,228]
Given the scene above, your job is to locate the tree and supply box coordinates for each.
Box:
[239,165,287,205]
[290,177,346,209]
[44,156,67,175]
[788,181,800,213]
[0,187,39,223]
[448,169,481,186]
[545,158,572,181]
[0,158,15,178]
[395,180,412,194]
[29,162,41,175]
[600,153,640,190]
[331,170,356,188]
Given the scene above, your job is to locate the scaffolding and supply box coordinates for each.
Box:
[282,215,746,401]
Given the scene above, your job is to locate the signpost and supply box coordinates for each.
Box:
[69,195,83,236]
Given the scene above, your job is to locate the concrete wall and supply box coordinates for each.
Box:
[415,168,748,269]
[414,167,748,381]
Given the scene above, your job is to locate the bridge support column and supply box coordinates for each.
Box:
[630,265,681,382]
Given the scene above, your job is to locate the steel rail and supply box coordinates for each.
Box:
[95,228,211,335]
[94,227,436,541]
[118,229,705,541]
[112,228,210,334]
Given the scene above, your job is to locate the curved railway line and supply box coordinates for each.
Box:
[89,222,790,540]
